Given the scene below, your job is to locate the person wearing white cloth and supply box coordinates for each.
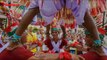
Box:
[14,0,104,55]
[2,0,106,60]
[44,27,67,53]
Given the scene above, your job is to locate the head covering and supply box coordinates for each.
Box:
[51,28,59,31]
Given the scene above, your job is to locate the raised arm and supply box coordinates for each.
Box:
[46,24,51,39]
[83,10,105,56]
[15,7,39,36]
[60,25,66,39]
[83,10,99,40]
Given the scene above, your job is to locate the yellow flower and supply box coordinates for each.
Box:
[26,32,37,43]
[31,48,37,53]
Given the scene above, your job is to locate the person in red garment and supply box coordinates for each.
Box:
[0,0,107,60]
[44,25,67,53]
[13,0,105,56]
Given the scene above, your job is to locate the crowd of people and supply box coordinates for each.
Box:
[0,0,107,60]
[0,24,107,60]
